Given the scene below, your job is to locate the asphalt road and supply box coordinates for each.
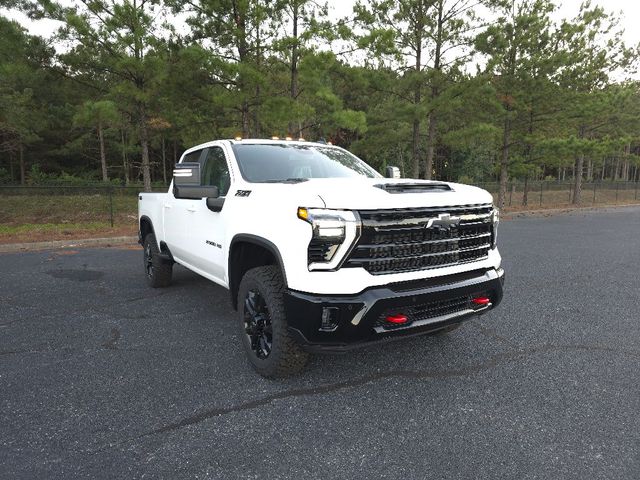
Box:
[1,207,639,479]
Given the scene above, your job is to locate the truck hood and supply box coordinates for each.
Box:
[291,178,494,210]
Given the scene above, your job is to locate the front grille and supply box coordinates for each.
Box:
[375,295,473,329]
[346,204,494,275]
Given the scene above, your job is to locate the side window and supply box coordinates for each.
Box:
[182,150,202,164]
[201,147,231,196]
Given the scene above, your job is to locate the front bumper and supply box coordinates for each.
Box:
[284,267,504,353]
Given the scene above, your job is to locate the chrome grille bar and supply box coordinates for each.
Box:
[346,204,494,275]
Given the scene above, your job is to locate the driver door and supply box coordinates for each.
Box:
[163,149,205,263]
[187,146,232,283]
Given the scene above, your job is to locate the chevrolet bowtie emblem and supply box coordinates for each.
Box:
[425,213,461,231]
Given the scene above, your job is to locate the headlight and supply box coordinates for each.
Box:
[491,208,499,248]
[297,207,360,270]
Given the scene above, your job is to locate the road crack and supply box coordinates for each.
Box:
[137,343,640,438]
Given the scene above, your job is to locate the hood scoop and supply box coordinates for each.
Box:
[373,182,452,194]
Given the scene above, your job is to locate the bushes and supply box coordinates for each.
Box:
[19,164,165,187]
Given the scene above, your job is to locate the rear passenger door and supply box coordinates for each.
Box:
[187,146,232,282]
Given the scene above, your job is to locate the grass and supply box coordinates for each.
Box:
[0,222,137,244]
[0,194,138,225]
[0,192,138,244]
[1,184,638,244]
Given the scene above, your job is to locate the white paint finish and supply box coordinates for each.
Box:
[139,139,502,296]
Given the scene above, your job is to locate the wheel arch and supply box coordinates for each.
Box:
[228,234,287,310]
[139,215,155,245]
[139,216,172,258]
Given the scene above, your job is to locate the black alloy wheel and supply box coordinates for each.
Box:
[142,233,172,288]
[243,289,273,359]
[144,242,154,279]
[236,265,308,377]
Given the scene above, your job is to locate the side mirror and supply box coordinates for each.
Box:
[173,162,200,186]
[385,166,401,179]
[173,162,219,199]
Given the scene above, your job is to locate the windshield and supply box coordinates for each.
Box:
[230,143,381,182]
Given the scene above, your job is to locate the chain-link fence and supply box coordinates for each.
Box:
[477,181,640,209]
[1,181,639,244]
[0,185,165,244]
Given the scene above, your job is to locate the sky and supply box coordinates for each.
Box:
[3,0,640,57]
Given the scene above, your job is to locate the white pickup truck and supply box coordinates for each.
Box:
[138,139,504,377]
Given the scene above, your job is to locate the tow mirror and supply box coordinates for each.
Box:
[385,166,401,179]
[173,162,219,200]
[173,162,200,185]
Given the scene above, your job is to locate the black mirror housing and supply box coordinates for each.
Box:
[173,162,221,199]
[385,166,401,179]
[173,162,200,185]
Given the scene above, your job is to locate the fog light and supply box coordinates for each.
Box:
[386,314,408,325]
[320,307,339,332]
[472,296,491,306]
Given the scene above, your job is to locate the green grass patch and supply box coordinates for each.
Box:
[0,194,138,224]
[0,222,112,234]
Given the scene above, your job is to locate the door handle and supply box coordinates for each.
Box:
[187,206,197,212]
[163,204,172,209]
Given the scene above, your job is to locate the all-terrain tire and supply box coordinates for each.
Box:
[237,265,309,378]
[143,233,172,288]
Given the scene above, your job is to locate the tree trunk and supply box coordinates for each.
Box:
[9,151,14,182]
[411,119,421,179]
[232,0,250,137]
[424,0,443,180]
[586,157,593,182]
[161,135,167,185]
[623,143,631,181]
[601,157,606,181]
[254,16,262,136]
[522,175,529,206]
[572,146,584,205]
[173,137,177,165]
[288,2,299,136]
[121,128,130,186]
[425,114,436,180]
[241,101,250,137]
[139,107,151,192]
[410,1,424,179]
[98,120,108,182]
[19,142,25,185]
[498,115,511,209]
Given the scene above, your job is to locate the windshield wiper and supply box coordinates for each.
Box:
[263,178,309,183]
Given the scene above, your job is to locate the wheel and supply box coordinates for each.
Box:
[237,265,309,378]
[427,323,461,336]
[142,233,172,288]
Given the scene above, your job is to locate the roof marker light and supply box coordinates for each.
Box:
[285,136,293,141]
[272,136,280,140]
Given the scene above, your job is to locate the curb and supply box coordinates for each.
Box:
[0,236,138,253]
